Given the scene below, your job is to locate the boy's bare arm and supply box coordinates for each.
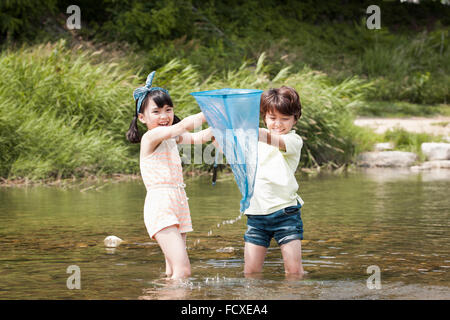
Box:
[258,128,286,151]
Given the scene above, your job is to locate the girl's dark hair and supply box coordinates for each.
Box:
[260,86,302,122]
[126,90,180,143]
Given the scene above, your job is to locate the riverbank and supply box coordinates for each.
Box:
[354,115,450,169]
[3,114,450,188]
[0,110,450,192]
[0,174,140,188]
[0,170,215,188]
[354,116,450,136]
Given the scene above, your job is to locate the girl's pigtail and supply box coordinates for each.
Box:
[173,114,181,124]
[126,111,141,143]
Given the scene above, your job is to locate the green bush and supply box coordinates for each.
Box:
[2,1,448,105]
[0,42,374,180]
[0,0,58,41]
[0,40,140,180]
[383,128,440,155]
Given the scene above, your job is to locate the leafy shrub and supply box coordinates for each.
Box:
[1,42,375,180]
[0,40,139,180]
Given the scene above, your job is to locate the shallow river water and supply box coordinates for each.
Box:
[0,169,449,299]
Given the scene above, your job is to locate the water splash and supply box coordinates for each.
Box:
[206,211,244,237]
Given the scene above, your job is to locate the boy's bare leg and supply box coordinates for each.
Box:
[280,239,304,277]
[155,226,191,279]
[244,242,268,274]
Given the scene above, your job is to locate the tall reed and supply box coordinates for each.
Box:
[1,41,373,180]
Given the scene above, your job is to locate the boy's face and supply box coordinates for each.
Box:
[264,109,296,135]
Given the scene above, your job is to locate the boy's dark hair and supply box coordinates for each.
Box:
[126,90,180,143]
[260,86,302,122]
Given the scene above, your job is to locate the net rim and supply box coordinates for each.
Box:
[190,88,263,98]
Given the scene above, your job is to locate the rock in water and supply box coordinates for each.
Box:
[421,143,450,161]
[104,235,123,248]
[373,142,394,151]
[411,160,450,171]
[356,151,418,167]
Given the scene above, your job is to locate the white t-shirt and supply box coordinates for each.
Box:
[244,130,304,215]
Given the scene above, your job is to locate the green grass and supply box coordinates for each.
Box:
[0,41,375,180]
[431,121,449,127]
[382,128,443,161]
[342,127,443,163]
[0,40,141,180]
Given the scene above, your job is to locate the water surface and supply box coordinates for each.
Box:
[0,169,449,299]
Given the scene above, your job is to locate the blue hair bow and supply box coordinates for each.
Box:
[133,71,169,114]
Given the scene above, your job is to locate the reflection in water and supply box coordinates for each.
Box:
[0,169,449,299]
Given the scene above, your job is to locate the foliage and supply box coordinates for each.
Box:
[0,42,373,179]
[1,0,449,180]
[0,0,58,41]
[383,128,441,154]
[0,40,140,179]
[1,0,449,104]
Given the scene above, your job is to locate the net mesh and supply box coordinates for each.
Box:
[191,89,262,212]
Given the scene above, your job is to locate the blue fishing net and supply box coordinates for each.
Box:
[191,88,263,212]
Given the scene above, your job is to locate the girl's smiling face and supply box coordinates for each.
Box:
[264,109,296,135]
[138,98,174,130]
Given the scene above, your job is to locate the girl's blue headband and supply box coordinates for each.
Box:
[133,71,169,114]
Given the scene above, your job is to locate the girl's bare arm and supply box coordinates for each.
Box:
[141,113,206,156]
[177,127,213,144]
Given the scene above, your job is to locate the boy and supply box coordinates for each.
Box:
[244,86,305,277]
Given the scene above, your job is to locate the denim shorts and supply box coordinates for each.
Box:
[244,201,303,248]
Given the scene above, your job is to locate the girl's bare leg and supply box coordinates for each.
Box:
[164,232,187,277]
[155,226,191,279]
[165,258,172,277]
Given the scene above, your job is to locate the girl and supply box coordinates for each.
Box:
[127,71,212,279]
